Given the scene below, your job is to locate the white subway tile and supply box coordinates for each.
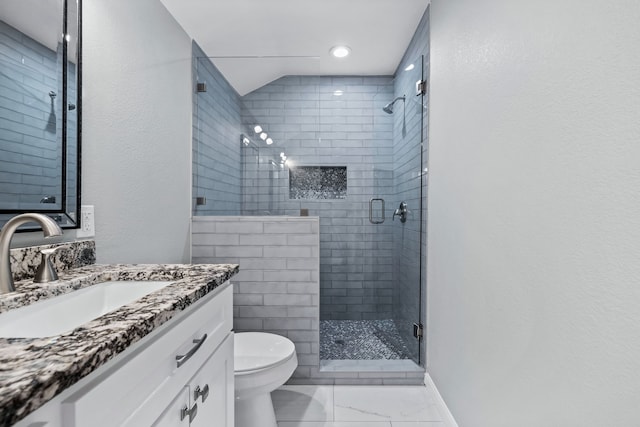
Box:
[192,233,239,246]
[215,221,264,234]
[215,245,263,257]
[264,270,311,282]
[264,294,313,306]
[264,246,312,258]
[239,234,288,246]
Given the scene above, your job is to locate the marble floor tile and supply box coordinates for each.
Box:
[333,386,443,422]
[278,422,392,427]
[273,385,334,422]
[391,423,447,427]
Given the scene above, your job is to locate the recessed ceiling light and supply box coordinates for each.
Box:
[333,90,344,96]
[404,64,415,71]
[260,132,268,140]
[330,45,351,58]
[254,125,262,133]
[266,138,273,145]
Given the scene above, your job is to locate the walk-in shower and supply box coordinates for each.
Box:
[238,57,426,367]
[192,40,427,382]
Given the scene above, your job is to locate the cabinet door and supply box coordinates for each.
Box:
[189,334,234,427]
[152,386,191,427]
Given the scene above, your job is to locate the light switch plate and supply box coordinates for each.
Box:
[77,205,95,238]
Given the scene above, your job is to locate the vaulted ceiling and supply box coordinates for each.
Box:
[160,0,430,95]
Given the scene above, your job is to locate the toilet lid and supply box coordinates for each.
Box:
[234,332,296,373]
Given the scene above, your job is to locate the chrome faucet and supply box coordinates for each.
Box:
[0,213,63,294]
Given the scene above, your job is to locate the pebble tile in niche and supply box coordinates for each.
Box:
[289,166,347,199]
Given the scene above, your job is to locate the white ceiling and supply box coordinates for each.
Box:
[160,0,430,96]
[1,0,79,60]
[0,0,62,51]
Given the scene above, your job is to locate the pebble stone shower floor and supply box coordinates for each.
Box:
[320,319,412,360]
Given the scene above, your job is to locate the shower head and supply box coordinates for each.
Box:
[382,96,406,114]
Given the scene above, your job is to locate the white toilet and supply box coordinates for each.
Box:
[234,332,298,427]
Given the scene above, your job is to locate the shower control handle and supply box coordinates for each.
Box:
[393,202,408,223]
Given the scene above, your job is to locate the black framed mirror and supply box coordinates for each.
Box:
[0,0,82,230]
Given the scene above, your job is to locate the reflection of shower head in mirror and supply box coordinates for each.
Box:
[46,90,57,134]
[40,195,56,203]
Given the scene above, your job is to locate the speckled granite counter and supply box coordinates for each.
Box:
[0,263,239,425]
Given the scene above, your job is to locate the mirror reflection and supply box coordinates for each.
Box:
[0,0,80,228]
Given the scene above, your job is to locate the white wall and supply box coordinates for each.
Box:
[427,1,640,426]
[82,0,192,263]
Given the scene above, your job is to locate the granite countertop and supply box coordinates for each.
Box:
[0,263,239,426]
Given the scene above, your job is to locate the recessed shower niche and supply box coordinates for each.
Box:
[289,166,347,200]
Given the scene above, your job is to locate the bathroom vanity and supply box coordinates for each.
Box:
[0,262,238,426]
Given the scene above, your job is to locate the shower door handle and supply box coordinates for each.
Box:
[369,198,385,224]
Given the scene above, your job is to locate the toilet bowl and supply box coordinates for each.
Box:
[234,332,298,427]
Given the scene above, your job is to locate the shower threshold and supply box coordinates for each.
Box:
[319,358,423,373]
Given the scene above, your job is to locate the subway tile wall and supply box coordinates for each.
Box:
[192,42,242,215]
[241,76,397,321]
[0,20,63,209]
[192,216,320,381]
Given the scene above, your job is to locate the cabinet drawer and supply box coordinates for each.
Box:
[129,333,234,427]
[61,284,233,427]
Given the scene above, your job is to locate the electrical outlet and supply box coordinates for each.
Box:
[77,205,95,238]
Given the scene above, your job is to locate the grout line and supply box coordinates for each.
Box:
[424,373,459,427]
[331,384,336,421]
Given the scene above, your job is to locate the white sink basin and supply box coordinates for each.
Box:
[0,280,173,338]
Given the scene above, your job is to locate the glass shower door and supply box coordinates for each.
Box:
[387,55,425,365]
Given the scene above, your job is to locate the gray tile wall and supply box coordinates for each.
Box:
[191,216,320,381]
[0,20,63,209]
[241,76,397,321]
[392,8,430,364]
[192,42,242,215]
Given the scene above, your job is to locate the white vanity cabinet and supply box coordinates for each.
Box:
[15,283,234,427]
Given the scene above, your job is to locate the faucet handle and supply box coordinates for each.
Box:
[40,244,71,256]
[34,244,71,283]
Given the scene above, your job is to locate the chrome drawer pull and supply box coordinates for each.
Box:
[180,403,198,422]
[194,384,210,403]
[176,334,208,368]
